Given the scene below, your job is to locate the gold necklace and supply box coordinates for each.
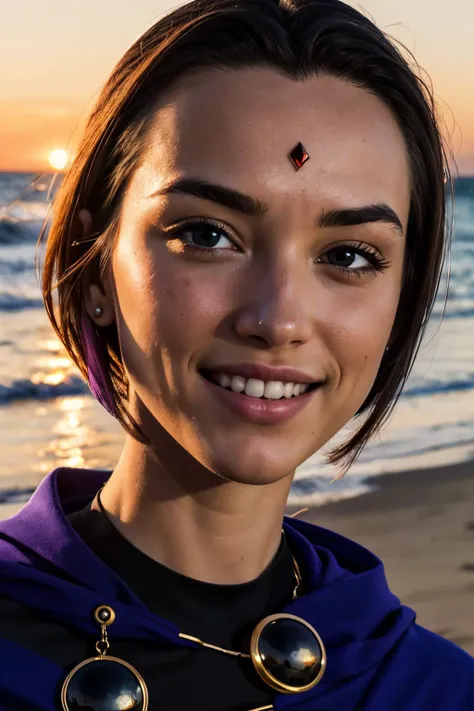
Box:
[178,542,303,658]
[61,494,326,711]
[95,486,305,661]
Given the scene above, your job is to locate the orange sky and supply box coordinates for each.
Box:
[1,0,473,173]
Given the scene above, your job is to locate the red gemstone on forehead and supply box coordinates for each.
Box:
[289,142,310,170]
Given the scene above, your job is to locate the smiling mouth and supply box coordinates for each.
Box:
[199,369,320,400]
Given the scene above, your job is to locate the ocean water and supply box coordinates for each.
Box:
[1,171,474,508]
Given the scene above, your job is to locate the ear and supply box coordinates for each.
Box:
[78,210,115,327]
[78,209,93,237]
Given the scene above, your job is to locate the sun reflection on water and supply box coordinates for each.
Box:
[37,396,93,470]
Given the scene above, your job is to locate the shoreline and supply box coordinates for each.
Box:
[287,459,474,654]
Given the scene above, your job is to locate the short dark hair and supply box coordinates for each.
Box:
[38,0,451,471]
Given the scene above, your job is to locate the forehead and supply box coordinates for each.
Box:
[140,67,410,218]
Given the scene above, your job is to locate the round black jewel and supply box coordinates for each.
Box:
[98,608,111,622]
[63,659,144,711]
[257,618,323,689]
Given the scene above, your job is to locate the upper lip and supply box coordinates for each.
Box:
[200,363,321,384]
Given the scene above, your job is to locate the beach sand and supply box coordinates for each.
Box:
[287,460,474,655]
[0,460,473,655]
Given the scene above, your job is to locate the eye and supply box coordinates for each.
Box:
[324,246,369,269]
[172,219,236,251]
[317,243,388,276]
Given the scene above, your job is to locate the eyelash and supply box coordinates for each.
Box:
[166,218,390,276]
[318,240,390,278]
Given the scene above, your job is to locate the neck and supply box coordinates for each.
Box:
[92,438,293,585]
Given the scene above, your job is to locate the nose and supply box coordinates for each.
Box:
[233,258,314,349]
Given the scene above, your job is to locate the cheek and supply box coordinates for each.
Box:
[156,272,229,357]
[330,277,401,394]
[115,244,232,364]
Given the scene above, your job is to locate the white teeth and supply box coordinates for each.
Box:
[230,375,246,393]
[264,381,284,399]
[218,373,231,388]
[244,378,265,398]
[211,372,314,399]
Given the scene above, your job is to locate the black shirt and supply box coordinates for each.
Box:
[65,499,296,711]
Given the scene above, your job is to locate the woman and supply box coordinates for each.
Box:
[0,0,471,709]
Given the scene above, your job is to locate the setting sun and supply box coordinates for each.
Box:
[48,149,69,171]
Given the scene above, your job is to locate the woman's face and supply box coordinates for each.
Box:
[98,68,410,484]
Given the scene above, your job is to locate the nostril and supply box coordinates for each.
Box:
[248,334,269,347]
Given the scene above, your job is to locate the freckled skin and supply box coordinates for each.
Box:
[85,68,410,487]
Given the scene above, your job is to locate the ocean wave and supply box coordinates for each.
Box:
[355,420,474,465]
[0,216,43,244]
[0,486,37,505]
[0,293,44,311]
[288,472,374,506]
[432,306,474,320]
[0,256,35,275]
[453,224,474,238]
[403,375,474,398]
[0,374,88,403]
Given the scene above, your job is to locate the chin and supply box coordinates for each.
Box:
[206,446,301,487]
[215,465,293,487]
[189,424,323,488]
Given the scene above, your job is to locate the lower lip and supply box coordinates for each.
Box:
[201,377,318,424]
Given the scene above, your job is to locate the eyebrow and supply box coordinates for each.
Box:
[319,204,403,235]
[150,177,403,235]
